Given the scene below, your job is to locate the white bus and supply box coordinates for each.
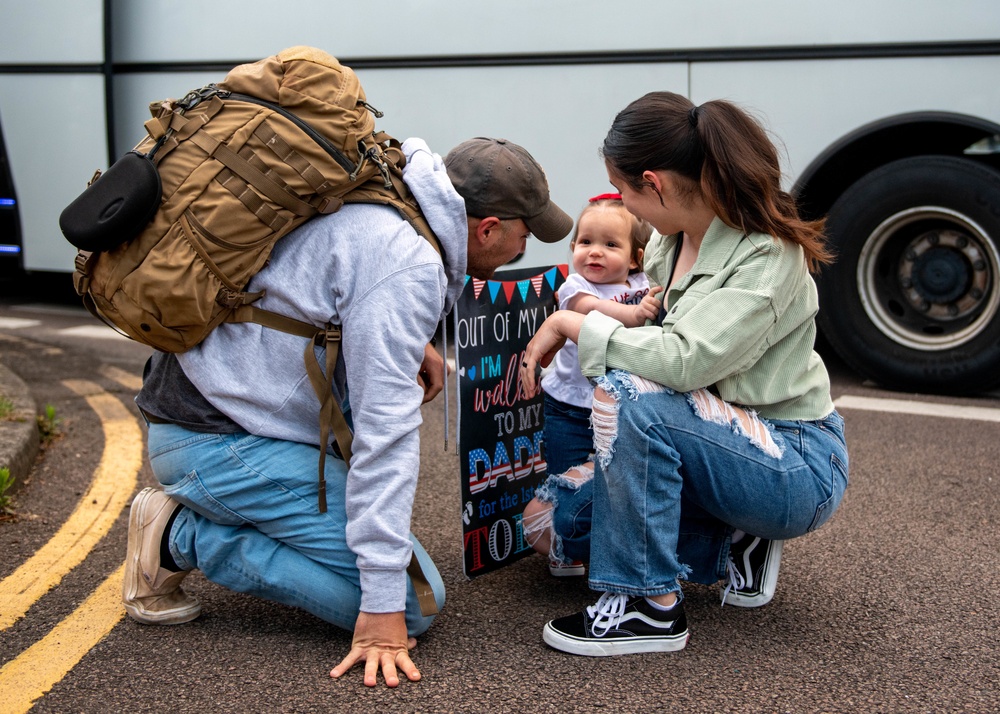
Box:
[2,0,999,394]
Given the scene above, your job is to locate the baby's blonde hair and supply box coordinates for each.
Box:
[571,195,653,273]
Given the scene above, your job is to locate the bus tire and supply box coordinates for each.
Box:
[816,155,1000,394]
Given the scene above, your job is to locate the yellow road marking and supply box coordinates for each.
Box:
[0,380,141,630]
[0,565,125,714]
[98,364,144,392]
[0,332,63,355]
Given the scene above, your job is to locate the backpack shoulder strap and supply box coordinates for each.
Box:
[227,303,320,339]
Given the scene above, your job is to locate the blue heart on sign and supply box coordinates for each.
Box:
[468,366,477,380]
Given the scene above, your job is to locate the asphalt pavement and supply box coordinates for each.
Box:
[1,282,998,713]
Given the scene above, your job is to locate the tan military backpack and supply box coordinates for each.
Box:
[62,46,441,520]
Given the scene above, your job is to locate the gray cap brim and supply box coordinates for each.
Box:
[525,200,575,243]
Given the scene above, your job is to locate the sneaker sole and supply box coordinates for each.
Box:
[123,600,201,626]
[542,622,689,656]
[549,565,586,577]
[723,539,784,608]
[122,488,201,625]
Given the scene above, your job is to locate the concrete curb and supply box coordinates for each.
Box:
[0,361,39,496]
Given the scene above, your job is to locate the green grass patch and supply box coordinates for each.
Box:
[0,466,14,513]
[37,404,61,444]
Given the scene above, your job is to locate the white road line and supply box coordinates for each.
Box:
[57,325,131,340]
[0,317,41,329]
[835,394,1000,423]
[10,304,88,317]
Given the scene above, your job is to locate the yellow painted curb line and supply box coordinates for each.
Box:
[0,380,141,629]
[0,565,125,714]
[99,364,144,392]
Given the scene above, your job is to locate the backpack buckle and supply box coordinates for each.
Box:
[217,287,264,308]
[177,84,221,111]
[313,324,342,346]
[317,196,344,214]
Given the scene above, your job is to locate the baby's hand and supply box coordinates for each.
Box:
[634,287,664,324]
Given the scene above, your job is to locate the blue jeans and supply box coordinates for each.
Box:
[587,371,849,597]
[145,422,445,636]
[542,392,594,477]
[538,474,757,577]
[534,468,594,564]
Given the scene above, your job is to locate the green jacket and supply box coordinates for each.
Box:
[578,217,834,421]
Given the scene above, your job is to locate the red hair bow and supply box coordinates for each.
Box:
[588,193,622,202]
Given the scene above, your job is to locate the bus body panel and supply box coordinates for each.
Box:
[0,1,103,64]
[692,55,1000,181]
[0,74,108,273]
[111,0,1000,61]
[3,0,999,391]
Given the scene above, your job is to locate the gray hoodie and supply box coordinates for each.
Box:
[177,138,468,613]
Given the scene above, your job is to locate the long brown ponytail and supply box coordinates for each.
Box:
[602,91,832,272]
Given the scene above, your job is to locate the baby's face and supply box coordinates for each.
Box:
[571,208,636,285]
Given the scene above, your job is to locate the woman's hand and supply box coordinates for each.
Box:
[520,310,586,396]
[330,611,419,687]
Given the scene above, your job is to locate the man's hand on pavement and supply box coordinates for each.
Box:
[330,611,420,688]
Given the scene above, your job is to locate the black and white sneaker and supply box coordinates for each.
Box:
[722,535,783,607]
[542,592,689,656]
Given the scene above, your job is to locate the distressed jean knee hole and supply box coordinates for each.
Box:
[687,388,782,458]
[591,388,620,470]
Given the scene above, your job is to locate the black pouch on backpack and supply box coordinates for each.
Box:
[59,150,162,252]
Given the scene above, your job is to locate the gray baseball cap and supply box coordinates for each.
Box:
[444,137,573,243]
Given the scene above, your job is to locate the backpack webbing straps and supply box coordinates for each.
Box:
[407,554,440,617]
[188,131,317,217]
[229,306,355,514]
[228,303,321,339]
[303,325,354,514]
[253,123,331,194]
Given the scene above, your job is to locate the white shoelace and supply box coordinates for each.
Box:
[587,592,630,636]
[721,555,747,607]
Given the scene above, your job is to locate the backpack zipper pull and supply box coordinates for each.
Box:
[364,145,393,188]
[349,144,371,182]
[350,144,392,187]
[359,100,384,118]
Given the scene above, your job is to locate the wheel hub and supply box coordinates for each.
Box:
[858,206,999,351]
[898,229,988,318]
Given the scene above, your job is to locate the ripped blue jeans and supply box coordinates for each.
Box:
[546,370,849,598]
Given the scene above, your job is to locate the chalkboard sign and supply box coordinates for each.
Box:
[454,264,568,578]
